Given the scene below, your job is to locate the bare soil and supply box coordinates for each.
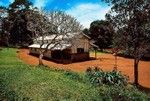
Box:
[18,49,150,88]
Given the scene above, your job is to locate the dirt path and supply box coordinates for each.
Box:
[18,49,150,88]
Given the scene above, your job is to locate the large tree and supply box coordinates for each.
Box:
[27,9,82,65]
[0,6,10,46]
[0,6,6,34]
[89,20,113,51]
[104,0,150,86]
[7,0,33,46]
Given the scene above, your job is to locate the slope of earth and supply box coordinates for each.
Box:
[0,48,106,100]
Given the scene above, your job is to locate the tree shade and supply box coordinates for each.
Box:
[103,0,150,86]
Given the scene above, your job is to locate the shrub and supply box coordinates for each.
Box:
[86,66,128,86]
[107,85,150,101]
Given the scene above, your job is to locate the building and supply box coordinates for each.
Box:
[28,32,98,63]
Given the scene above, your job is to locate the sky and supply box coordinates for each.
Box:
[0,0,111,28]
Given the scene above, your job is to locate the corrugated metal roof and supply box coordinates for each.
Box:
[35,33,77,41]
[29,32,98,50]
[34,32,91,41]
[90,43,99,48]
[29,43,71,50]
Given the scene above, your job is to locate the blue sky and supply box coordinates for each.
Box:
[0,0,111,28]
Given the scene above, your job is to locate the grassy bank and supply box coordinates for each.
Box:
[0,48,149,100]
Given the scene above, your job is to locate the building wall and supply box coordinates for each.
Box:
[29,48,40,55]
[29,48,51,58]
[29,47,90,62]
[44,50,51,58]
[71,35,90,53]
[71,53,89,62]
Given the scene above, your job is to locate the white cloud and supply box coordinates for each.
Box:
[9,0,14,3]
[34,0,53,9]
[66,3,111,28]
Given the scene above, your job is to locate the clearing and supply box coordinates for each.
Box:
[18,49,150,88]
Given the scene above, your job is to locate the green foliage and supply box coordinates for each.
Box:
[1,0,33,46]
[9,0,32,10]
[82,28,90,36]
[98,85,149,101]
[103,0,150,86]
[89,20,114,49]
[86,67,128,86]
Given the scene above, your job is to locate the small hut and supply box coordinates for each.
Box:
[28,32,98,63]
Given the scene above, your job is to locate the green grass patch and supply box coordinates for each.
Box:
[0,48,100,100]
[0,48,149,101]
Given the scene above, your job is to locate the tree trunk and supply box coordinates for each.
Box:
[134,58,139,86]
[39,52,44,66]
[95,49,97,59]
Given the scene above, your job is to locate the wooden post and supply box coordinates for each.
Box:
[70,54,73,63]
[61,50,63,63]
[113,53,117,71]
[95,49,97,59]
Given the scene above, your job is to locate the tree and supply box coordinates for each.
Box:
[89,20,113,51]
[103,0,150,86]
[27,9,82,65]
[0,6,6,34]
[7,0,33,46]
[82,28,90,36]
[0,6,10,46]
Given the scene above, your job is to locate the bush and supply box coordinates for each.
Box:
[106,85,150,101]
[86,66,128,86]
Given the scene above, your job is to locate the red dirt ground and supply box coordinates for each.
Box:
[18,49,150,88]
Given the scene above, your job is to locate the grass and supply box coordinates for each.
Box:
[0,48,149,101]
[0,48,100,100]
